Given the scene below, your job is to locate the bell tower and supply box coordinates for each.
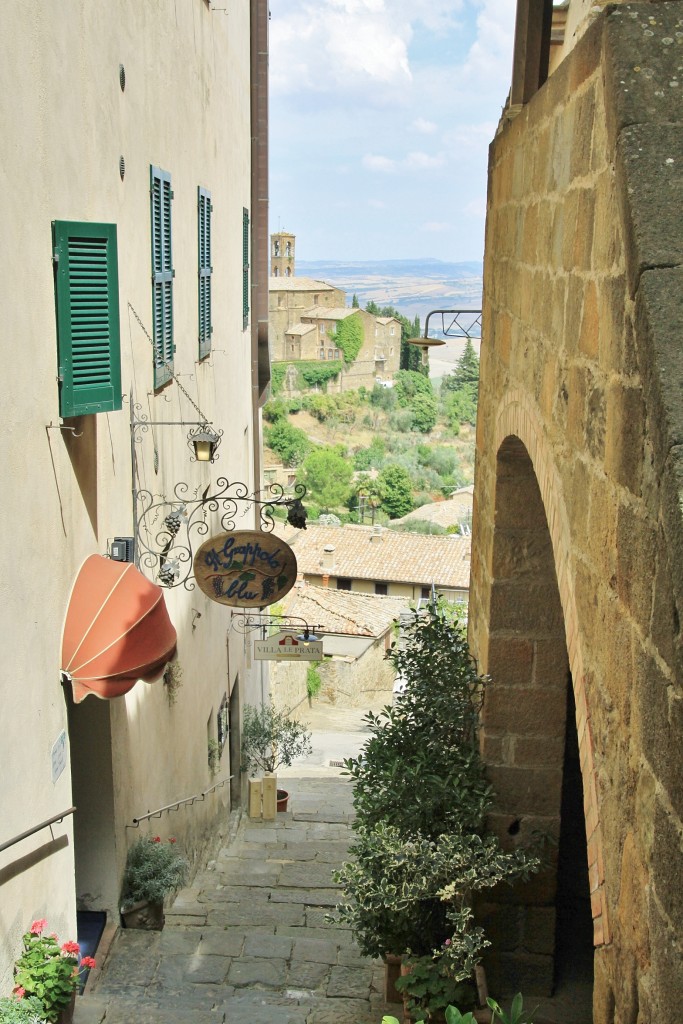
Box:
[270,232,295,278]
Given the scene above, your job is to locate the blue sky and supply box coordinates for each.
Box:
[269,0,517,263]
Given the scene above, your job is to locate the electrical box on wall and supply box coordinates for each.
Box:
[109,537,135,563]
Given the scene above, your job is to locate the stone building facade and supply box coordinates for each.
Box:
[469,1,683,1020]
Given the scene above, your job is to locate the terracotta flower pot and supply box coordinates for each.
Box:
[120,899,165,930]
[276,788,289,812]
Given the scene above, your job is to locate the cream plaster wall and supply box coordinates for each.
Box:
[0,0,262,992]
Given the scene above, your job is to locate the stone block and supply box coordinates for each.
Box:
[326,966,373,999]
[291,937,340,965]
[571,86,597,181]
[578,280,599,359]
[521,907,556,955]
[490,580,565,637]
[486,765,563,817]
[287,960,331,989]
[197,927,246,956]
[228,957,287,988]
[483,685,566,739]
[483,949,554,999]
[476,903,522,952]
[615,501,656,624]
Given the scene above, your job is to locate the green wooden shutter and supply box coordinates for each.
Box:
[151,165,174,387]
[242,206,250,330]
[198,187,212,359]
[52,220,122,417]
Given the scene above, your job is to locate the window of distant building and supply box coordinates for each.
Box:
[390,347,394,356]
[287,474,296,486]
[273,267,279,277]
[390,326,395,335]
[320,348,325,359]
[320,324,326,334]
[286,242,291,255]
[421,587,431,600]
[313,294,319,303]
[334,348,340,359]
[328,349,333,359]
[278,294,284,306]
[337,578,352,591]
[274,240,280,255]
[374,582,388,596]
[375,326,378,335]
[285,266,291,276]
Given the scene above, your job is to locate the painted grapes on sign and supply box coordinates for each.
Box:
[193,530,297,607]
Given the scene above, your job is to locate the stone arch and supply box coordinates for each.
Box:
[489,389,609,946]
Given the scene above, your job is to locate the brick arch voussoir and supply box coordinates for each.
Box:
[494,388,611,946]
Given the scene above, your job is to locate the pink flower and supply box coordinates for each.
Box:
[444,939,452,947]
[29,919,47,935]
[168,837,177,844]
[152,836,161,843]
[12,986,26,998]
[62,941,80,955]
[81,956,97,969]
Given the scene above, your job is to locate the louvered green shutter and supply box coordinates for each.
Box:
[242,207,250,330]
[150,165,174,387]
[198,187,212,359]
[52,221,122,417]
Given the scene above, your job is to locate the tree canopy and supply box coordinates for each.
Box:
[298,446,354,510]
[378,464,414,519]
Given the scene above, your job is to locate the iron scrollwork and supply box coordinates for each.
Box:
[134,479,307,589]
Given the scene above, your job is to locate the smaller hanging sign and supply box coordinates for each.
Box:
[254,631,324,661]
[193,530,298,608]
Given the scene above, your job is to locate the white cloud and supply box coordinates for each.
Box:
[412,117,438,134]
[362,154,397,172]
[368,198,387,208]
[405,151,445,170]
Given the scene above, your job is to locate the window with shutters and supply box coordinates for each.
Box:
[198,187,212,359]
[242,207,250,330]
[52,220,122,418]
[150,165,174,387]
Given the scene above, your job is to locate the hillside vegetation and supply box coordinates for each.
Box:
[263,341,479,527]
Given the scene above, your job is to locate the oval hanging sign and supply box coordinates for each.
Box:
[193,530,297,608]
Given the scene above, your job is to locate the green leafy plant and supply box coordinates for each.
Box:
[207,737,221,777]
[306,663,322,699]
[0,994,48,1024]
[331,315,363,365]
[12,920,96,1023]
[120,836,188,911]
[334,603,540,987]
[241,700,312,775]
[163,659,183,707]
[487,994,535,1024]
[395,956,475,1022]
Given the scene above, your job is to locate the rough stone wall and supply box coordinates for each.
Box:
[271,641,396,713]
[469,5,683,1020]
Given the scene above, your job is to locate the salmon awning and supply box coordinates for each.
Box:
[61,554,177,703]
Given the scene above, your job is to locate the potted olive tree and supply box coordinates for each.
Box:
[334,603,540,1021]
[241,700,312,811]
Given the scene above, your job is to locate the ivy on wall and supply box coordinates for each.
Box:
[271,360,342,394]
[332,316,363,366]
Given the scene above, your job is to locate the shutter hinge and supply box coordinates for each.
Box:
[52,252,59,266]
[172,269,176,278]
[170,190,174,199]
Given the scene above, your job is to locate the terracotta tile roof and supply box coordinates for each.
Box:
[281,583,407,638]
[301,306,356,320]
[393,494,473,528]
[376,317,401,325]
[285,323,317,336]
[278,524,471,589]
[269,277,338,291]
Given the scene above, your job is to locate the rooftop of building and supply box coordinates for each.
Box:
[281,582,407,638]
[301,306,357,321]
[285,322,317,336]
[392,488,474,529]
[277,523,471,588]
[269,277,340,292]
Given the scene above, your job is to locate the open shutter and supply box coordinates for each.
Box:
[151,166,174,387]
[242,206,250,330]
[52,221,122,417]
[198,187,212,359]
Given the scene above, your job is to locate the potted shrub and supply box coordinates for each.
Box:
[10,919,96,1023]
[334,603,540,1017]
[0,994,48,1024]
[241,700,312,810]
[120,835,189,929]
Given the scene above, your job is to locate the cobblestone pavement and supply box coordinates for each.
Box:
[74,776,394,1024]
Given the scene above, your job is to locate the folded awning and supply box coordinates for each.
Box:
[61,554,177,703]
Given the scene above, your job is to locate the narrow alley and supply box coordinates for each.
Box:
[74,773,392,1024]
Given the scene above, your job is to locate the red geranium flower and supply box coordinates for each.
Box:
[12,986,25,998]
[29,919,47,935]
[81,956,97,969]
[152,836,161,843]
[168,837,177,843]
[61,941,80,955]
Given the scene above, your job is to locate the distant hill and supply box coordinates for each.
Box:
[296,258,483,324]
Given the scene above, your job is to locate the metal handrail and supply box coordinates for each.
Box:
[0,807,76,854]
[128,777,233,828]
